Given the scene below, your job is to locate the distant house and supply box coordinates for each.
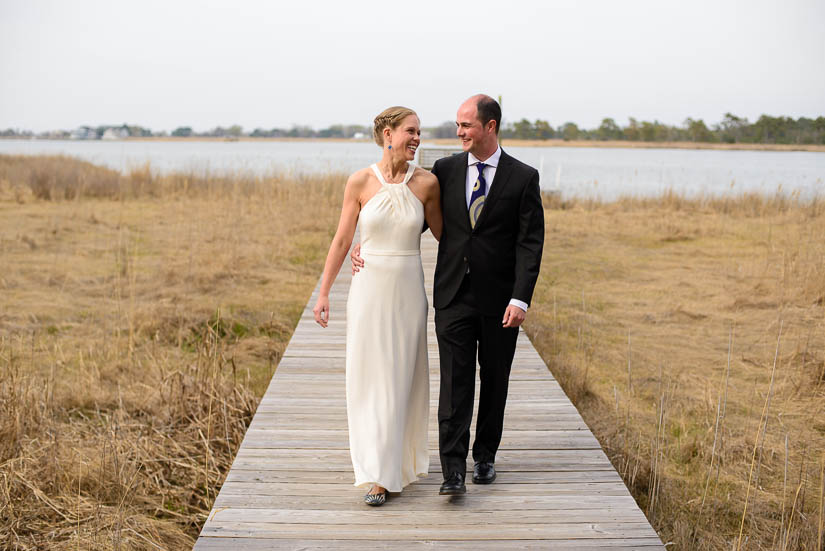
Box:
[70,126,97,140]
[102,126,130,140]
[352,132,367,139]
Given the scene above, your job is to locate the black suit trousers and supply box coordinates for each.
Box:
[435,274,519,476]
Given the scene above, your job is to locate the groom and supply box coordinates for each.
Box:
[430,95,544,494]
[353,94,544,494]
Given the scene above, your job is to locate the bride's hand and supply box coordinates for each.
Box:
[313,296,330,328]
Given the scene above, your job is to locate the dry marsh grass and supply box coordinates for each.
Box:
[528,191,825,549]
[0,155,344,549]
[2,154,824,550]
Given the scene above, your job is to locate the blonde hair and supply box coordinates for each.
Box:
[373,106,417,147]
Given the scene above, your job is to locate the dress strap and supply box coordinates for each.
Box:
[370,163,415,186]
[401,163,416,185]
[370,164,387,186]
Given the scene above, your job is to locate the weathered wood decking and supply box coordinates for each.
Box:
[194,234,665,550]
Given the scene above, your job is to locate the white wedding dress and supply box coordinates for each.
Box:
[346,163,430,492]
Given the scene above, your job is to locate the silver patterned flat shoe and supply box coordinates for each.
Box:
[364,489,387,506]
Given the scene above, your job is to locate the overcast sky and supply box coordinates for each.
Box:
[1,0,823,133]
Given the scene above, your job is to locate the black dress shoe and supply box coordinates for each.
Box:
[472,461,496,484]
[439,472,466,495]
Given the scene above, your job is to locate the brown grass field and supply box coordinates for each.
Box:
[1,154,824,550]
[530,192,825,549]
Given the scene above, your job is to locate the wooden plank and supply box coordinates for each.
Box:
[223,469,624,485]
[272,367,554,379]
[211,493,641,512]
[206,507,652,525]
[256,396,582,407]
[239,429,601,450]
[214,481,633,498]
[261,384,572,399]
[199,521,660,540]
[229,449,615,472]
[195,538,666,550]
[282,346,540,358]
[247,413,590,431]
[251,402,585,415]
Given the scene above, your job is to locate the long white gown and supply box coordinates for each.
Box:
[345,163,430,492]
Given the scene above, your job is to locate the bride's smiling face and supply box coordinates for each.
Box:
[386,115,421,160]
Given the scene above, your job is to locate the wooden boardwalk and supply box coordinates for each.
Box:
[194,234,664,550]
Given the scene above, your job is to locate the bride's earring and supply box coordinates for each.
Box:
[388,145,392,150]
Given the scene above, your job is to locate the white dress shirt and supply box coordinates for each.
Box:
[466,146,528,313]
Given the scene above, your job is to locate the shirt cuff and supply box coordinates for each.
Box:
[509,298,528,312]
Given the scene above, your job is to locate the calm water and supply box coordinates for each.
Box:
[1,139,822,200]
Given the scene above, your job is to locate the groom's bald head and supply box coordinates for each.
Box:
[469,94,502,136]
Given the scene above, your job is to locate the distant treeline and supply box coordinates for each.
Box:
[3,113,824,144]
[502,114,825,144]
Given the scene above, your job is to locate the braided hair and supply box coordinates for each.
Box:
[373,106,417,147]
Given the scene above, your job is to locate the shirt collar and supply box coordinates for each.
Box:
[468,145,501,168]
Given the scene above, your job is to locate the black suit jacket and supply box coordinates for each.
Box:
[431,149,544,316]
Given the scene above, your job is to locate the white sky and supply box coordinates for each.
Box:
[1,0,824,132]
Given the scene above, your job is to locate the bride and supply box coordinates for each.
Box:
[313,106,442,506]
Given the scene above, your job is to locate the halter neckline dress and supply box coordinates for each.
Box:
[345,162,430,492]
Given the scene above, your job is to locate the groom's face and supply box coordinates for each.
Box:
[456,101,494,156]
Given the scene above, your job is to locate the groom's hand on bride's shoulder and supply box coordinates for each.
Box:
[351,243,364,275]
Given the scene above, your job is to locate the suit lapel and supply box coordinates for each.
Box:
[473,149,512,230]
[448,153,472,230]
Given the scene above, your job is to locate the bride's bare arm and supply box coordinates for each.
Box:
[313,173,363,327]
